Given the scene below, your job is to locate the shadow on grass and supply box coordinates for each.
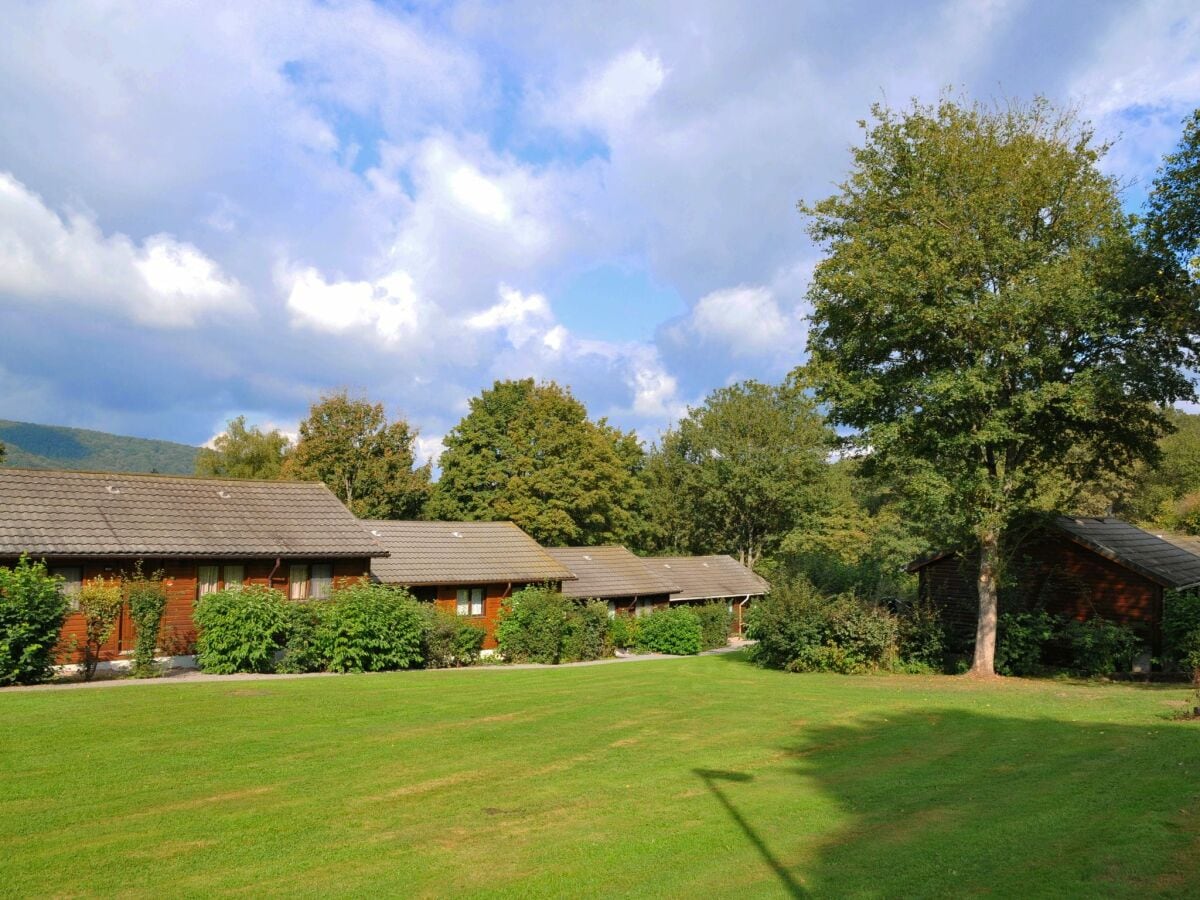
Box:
[788,709,1200,895]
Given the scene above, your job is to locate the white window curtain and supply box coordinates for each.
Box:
[223,565,245,590]
[457,588,484,616]
[289,565,309,600]
[310,564,333,600]
[50,567,83,610]
[198,565,220,597]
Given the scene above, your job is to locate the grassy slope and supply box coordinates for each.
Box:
[1,655,1198,898]
[0,420,198,474]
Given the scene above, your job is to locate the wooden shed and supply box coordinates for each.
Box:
[908,516,1200,653]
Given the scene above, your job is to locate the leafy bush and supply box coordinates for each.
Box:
[1163,589,1200,674]
[194,584,290,674]
[695,602,732,650]
[276,601,325,674]
[608,613,637,650]
[0,556,70,685]
[896,596,946,669]
[315,583,424,673]
[994,611,1056,676]
[636,607,702,656]
[747,579,898,673]
[77,576,124,681]
[496,586,612,664]
[420,604,486,668]
[124,563,168,677]
[1059,617,1145,677]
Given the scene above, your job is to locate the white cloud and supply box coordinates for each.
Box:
[281,265,424,344]
[664,284,802,359]
[0,172,247,327]
[559,47,667,135]
[467,284,554,347]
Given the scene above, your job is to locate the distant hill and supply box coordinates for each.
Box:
[0,420,200,475]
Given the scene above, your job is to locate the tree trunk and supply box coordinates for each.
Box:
[970,528,1001,676]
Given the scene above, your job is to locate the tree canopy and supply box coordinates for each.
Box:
[283,392,431,519]
[195,416,290,480]
[801,95,1199,674]
[430,379,646,546]
[1146,107,1200,280]
[644,376,832,567]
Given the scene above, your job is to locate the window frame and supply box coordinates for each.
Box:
[456,586,485,617]
[50,566,84,611]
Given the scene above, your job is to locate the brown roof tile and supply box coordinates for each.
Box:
[546,546,680,599]
[0,468,385,558]
[647,555,770,601]
[363,520,575,586]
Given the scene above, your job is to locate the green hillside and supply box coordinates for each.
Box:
[0,420,199,475]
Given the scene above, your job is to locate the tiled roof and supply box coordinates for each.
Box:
[1057,517,1200,589]
[0,468,385,558]
[546,546,680,599]
[646,555,770,601]
[363,520,575,586]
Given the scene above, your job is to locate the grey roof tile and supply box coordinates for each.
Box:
[1058,517,1200,588]
[546,546,680,598]
[0,468,384,558]
[363,520,575,585]
[645,555,770,601]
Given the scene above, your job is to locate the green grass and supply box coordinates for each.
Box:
[2,655,1199,898]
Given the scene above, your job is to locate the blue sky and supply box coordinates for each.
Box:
[0,0,1197,462]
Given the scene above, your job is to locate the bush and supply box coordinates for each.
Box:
[896,596,946,670]
[77,576,124,681]
[276,600,325,674]
[495,586,612,664]
[1059,618,1145,676]
[0,556,70,686]
[1163,589,1200,674]
[315,583,424,673]
[695,602,732,650]
[747,580,898,673]
[194,584,290,674]
[994,610,1056,676]
[420,604,486,668]
[636,607,702,656]
[608,614,637,650]
[124,563,168,677]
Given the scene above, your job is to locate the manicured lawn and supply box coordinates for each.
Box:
[2,655,1199,898]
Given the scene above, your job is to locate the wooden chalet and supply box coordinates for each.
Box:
[545,545,680,615]
[0,468,385,665]
[908,516,1200,653]
[647,555,771,636]
[362,520,575,649]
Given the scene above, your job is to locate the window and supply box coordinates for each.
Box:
[310,564,333,600]
[456,587,484,616]
[289,564,310,600]
[606,600,616,619]
[198,565,220,597]
[50,566,83,610]
[636,598,654,618]
[223,565,245,589]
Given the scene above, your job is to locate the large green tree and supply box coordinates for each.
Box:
[430,379,646,546]
[1145,108,1200,280]
[801,96,1199,675]
[283,392,431,519]
[644,376,832,567]
[195,416,290,480]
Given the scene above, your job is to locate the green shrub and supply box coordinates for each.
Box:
[77,576,124,681]
[994,610,1056,676]
[1059,618,1145,676]
[315,583,424,673]
[495,588,613,664]
[695,602,732,650]
[0,556,70,686]
[747,579,898,673]
[124,563,168,677]
[897,596,946,670]
[421,604,486,668]
[276,600,326,674]
[1163,590,1200,674]
[194,584,290,674]
[608,613,637,650]
[636,607,702,655]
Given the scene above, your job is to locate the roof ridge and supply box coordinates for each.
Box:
[0,467,326,488]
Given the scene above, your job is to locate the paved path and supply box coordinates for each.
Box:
[2,641,754,692]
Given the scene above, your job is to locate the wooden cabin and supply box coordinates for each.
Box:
[362,520,575,649]
[0,468,384,666]
[647,555,770,636]
[908,516,1200,653]
[545,545,680,616]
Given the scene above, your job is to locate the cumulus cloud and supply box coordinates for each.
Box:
[467,284,554,347]
[0,172,247,327]
[556,47,667,135]
[281,265,424,345]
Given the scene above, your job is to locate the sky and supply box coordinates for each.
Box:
[1,0,1198,463]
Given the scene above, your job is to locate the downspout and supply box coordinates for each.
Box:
[738,595,752,637]
[268,557,282,591]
